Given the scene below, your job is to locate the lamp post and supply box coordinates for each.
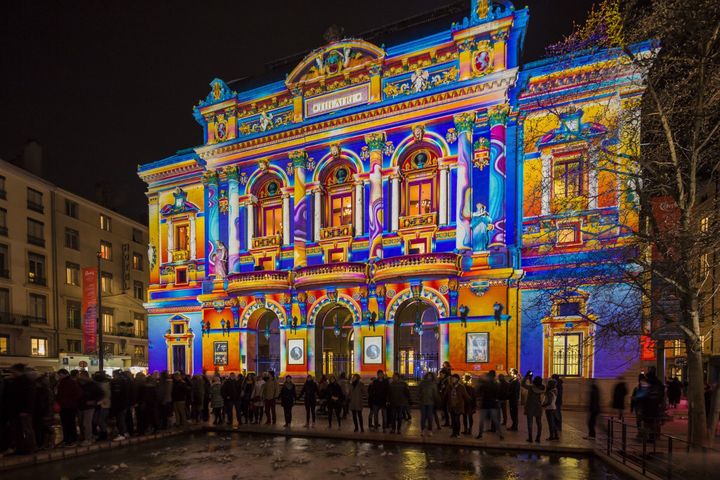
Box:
[96,252,104,372]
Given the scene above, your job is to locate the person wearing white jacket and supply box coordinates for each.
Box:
[542,379,558,441]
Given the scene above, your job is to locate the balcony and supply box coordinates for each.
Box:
[295,262,367,289]
[226,270,290,294]
[373,252,459,282]
[171,249,190,262]
[319,224,353,241]
[252,234,282,249]
[28,275,47,286]
[399,212,437,230]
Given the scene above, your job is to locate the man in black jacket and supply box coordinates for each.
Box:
[221,373,240,426]
[110,370,130,440]
[507,368,521,431]
[369,370,389,432]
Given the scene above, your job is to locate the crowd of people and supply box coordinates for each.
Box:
[0,360,710,457]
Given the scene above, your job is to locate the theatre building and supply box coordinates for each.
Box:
[138,0,648,386]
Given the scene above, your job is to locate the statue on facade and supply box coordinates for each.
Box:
[471,203,494,251]
[211,240,228,278]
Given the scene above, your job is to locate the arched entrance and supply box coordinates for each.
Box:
[247,309,280,375]
[394,299,440,380]
[315,304,354,377]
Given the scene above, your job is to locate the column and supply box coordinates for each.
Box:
[491,30,508,71]
[541,154,551,215]
[203,170,220,275]
[588,158,598,210]
[354,181,363,237]
[453,112,475,251]
[390,175,400,231]
[247,200,255,249]
[313,188,322,242]
[227,167,240,270]
[290,150,308,267]
[282,193,291,246]
[189,216,197,260]
[365,132,388,260]
[489,105,508,246]
[166,217,174,256]
[439,166,449,225]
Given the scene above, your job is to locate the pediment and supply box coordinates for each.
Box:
[285,39,385,88]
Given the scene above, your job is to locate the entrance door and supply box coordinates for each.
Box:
[256,312,280,375]
[172,345,186,374]
[394,299,440,380]
[315,305,354,377]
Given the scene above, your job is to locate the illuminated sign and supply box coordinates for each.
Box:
[305,84,369,118]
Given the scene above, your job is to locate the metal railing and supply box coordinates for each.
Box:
[603,416,717,479]
[396,352,439,380]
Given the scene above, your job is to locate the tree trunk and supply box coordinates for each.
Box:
[685,307,708,446]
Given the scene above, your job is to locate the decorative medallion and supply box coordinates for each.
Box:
[472,50,492,75]
[218,189,229,214]
[469,281,490,297]
[352,292,362,301]
[386,289,396,299]
[308,295,316,304]
[439,284,449,295]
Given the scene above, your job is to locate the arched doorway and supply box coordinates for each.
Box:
[248,309,280,375]
[315,304,354,377]
[394,299,440,380]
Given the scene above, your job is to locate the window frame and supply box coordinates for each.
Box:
[552,332,583,377]
[27,188,44,213]
[132,252,143,271]
[67,300,82,329]
[0,334,8,355]
[0,207,7,236]
[133,280,144,300]
[101,307,114,334]
[31,337,48,357]
[65,199,79,218]
[28,252,46,285]
[64,228,79,250]
[28,293,47,323]
[99,214,112,232]
[100,240,112,260]
[27,218,45,246]
[0,243,8,278]
[100,271,113,294]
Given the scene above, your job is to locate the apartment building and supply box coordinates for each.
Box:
[0,158,148,371]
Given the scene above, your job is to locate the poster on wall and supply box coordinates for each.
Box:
[466,332,489,363]
[81,267,98,354]
[363,336,383,365]
[288,339,305,365]
[213,341,228,366]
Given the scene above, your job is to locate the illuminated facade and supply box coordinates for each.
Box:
[138,0,649,381]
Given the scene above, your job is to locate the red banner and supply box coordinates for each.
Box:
[640,335,656,361]
[82,267,98,354]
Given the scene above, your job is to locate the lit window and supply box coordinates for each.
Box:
[99,214,112,232]
[28,253,46,285]
[132,252,143,270]
[700,253,710,279]
[134,313,146,337]
[65,199,79,218]
[262,205,282,237]
[31,337,48,357]
[700,216,709,233]
[408,179,434,215]
[101,272,112,293]
[101,308,114,334]
[553,158,584,199]
[175,224,189,251]
[100,240,112,260]
[557,223,581,245]
[0,335,8,355]
[65,262,80,286]
[133,345,145,358]
[330,193,353,226]
[552,333,582,376]
[65,228,79,250]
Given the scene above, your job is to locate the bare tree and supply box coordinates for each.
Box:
[521,0,720,445]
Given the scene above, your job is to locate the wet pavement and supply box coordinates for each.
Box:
[7,431,627,480]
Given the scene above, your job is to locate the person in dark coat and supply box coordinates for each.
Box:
[141,375,159,434]
[521,372,545,443]
[241,374,256,423]
[34,373,54,449]
[6,364,37,453]
[477,370,504,440]
[56,368,82,446]
[444,374,469,438]
[388,373,411,435]
[171,372,189,427]
[497,373,510,427]
[348,374,367,433]
[369,370,389,432]
[297,375,318,427]
[221,373,239,426]
[585,379,601,439]
[612,378,628,420]
[279,375,296,427]
[324,375,345,429]
[551,374,564,432]
[111,370,130,440]
[507,369,521,431]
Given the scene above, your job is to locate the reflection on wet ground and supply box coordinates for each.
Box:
[9,432,626,480]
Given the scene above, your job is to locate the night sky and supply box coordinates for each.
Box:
[0,0,595,223]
